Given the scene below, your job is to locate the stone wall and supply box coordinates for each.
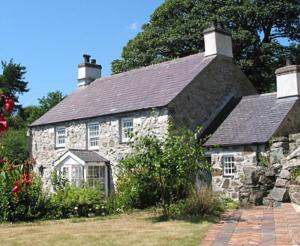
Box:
[210,133,300,206]
[31,108,169,190]
[169,55,256,130]
[210,144,266,200]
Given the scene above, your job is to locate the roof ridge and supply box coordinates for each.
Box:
[90,52,206,84]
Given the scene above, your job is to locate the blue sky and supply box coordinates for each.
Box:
[0,0,164,106]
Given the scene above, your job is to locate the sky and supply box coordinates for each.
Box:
[0,0,164,106]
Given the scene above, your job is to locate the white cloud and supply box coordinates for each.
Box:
[126,22,139,31]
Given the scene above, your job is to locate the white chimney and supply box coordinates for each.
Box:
[276,65,300,99]
[78,54,102,88]
[203,24,233,58]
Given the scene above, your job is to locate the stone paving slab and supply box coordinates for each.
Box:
[200,203,300,246]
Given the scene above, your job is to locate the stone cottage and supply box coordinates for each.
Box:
[205,64,300,204]
[29,25,256,192]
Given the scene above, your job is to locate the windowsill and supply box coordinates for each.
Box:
[223,174,235,177]
[88,146,99,151]
[120,140,134,144]
[55,146,66,149]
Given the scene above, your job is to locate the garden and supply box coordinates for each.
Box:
[0,90,241,246]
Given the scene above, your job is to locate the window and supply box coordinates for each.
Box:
[87,166,105,188]
[88,123,99,149]
[56,126,66,147]
[61,165,81,187]
[121,118,133,142]
[223,155,235,176]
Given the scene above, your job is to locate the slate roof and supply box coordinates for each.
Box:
[204,93,298,147]
[31,53,215,126]
[69,149,108,163]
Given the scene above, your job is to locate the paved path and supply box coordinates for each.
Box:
[201,203,300,246]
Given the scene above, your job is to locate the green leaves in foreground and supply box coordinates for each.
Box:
[117,124,210,214]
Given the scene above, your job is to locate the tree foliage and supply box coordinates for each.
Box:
[112,0,300,92]
[117,123,210,214]
[0,60,28,103]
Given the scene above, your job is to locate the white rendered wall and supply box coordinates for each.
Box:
[277,72,300,98]
[204,32,233,58]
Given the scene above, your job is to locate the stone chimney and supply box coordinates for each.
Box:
[77,54,102,88]
[203,23,233,58]
[276,55,300,99]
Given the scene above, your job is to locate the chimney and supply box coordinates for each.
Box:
[276,54,300,99]
[78,54,102,88]
[203,23,233,58]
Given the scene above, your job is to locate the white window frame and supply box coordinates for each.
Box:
[222,155,235,176]
[86,164,107,192]
[56,126,66,148]
[60,164,82,187]
[121,117,134,143]
[88,122,99,150]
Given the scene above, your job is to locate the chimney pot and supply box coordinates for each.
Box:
[83,54,91,63]
[285,50,293,66]
[78,55,101,88]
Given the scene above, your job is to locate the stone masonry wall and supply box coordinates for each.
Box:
[210,144,266,200]
[31,108,169,190]
[210,133,300,206]
[169,55,256,130]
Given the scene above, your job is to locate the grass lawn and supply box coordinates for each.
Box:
[0,211,212,246]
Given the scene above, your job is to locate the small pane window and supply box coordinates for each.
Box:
[61,165,81,187]
[71,166,81,186]
[87,166,105,188]
[62,167,69,177]
[88,123,99,149]
[56,127,66,147]
[121,118,133,142]
[223,155,235,176]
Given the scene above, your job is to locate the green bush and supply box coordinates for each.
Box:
[0,163,50,222]
[49,184,106,219]
[168,188,225,218]
[291,167,300,184]
[221,196,240,210]
[117,121,210,215]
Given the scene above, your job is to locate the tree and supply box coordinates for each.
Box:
[0,60,28,103]
[0,129,29,163]
[111,0,300,92]
[117,123,209,215]
[10,91,65,126]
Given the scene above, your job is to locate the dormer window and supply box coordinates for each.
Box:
[88,122,99,149]
[56,126,66,148]
[121,118,133,143]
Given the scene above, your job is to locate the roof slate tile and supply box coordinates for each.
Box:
[31,53,214,126]
[204,93,298,146]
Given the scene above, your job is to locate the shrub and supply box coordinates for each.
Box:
[221,196,240,210]
[117,121,210,215]
[0,162,50,222]
[49,184,106,219]
[291,167,300,184]
[168,187,225,218]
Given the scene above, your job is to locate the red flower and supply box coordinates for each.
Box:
[4,97,15,113]
[12,182,22,193]
[0,113,8,132]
